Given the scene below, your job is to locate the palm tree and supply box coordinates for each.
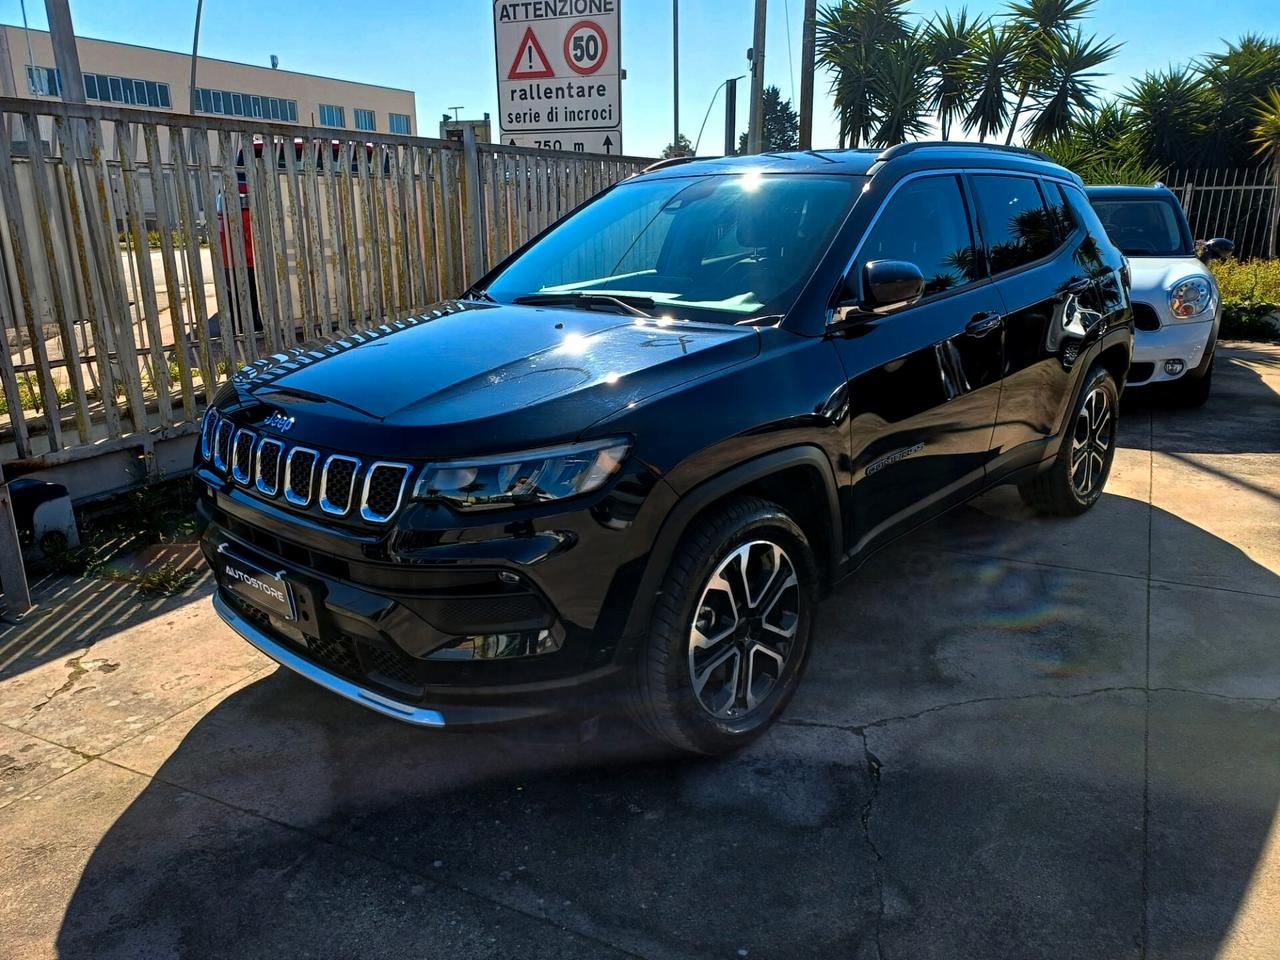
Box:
[1197,34,1280,167]
[962,26,1018,141]
[1250,88,1280,258]
[1124,67,1205,169]
[870,30,934,146]
[924,8,984,140]
[817,0,910,147]
[1002,0,1099,144]
[1023,29,1121,145]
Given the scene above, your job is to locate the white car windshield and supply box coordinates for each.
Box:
[1091,198,1189,257]
[485,173,861,323]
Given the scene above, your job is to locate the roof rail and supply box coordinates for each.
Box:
[641,155,714,174]
[876,141,1053,163]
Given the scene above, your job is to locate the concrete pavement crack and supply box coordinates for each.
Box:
[859,729,886,960]
[780,684,1280,736]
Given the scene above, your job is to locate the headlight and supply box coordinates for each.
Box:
[1168,276,1214,319]
[413,437,631,509]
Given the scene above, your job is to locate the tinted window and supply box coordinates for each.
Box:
[972,175,1058,274]
[859,175,980,296]
[1090,198,1187,257]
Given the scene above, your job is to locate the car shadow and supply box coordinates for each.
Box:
[41,493,1280,960]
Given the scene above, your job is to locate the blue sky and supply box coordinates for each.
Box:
[7,0,1273,156]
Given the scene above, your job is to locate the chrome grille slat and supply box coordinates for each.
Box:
[359,462,411,523]
[231,429,256,485]
[284,447,318,506]
[319,455,361,516]
[255,438,285,496]
[213,419,235,471]
[200,409,219,460]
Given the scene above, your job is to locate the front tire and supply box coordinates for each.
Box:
[1018,364,1119,516]
[630,496,817,755]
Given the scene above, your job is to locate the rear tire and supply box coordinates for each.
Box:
[630,496,817,755]
[1018,364,1119,517]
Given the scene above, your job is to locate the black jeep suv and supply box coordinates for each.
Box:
[195,143,1132,754]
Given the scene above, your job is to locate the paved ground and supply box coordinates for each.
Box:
[2,343,1278,960]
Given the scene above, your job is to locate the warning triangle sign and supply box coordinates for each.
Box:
[508,27,555,80]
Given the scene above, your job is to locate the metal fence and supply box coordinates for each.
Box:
[0,97,650,472]
[1166,167,1278,260]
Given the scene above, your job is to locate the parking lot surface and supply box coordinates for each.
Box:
[2,343,1278,960]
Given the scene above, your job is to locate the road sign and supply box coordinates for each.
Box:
[504,130,620,154]
[493,0,622,156]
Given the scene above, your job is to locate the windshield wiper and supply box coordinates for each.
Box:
[512,292,654,318]
[463,287,496,303]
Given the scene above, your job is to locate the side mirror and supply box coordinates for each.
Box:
[860,259,926,312]
[1197,237,1234,262]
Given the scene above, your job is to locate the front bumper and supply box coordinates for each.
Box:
[196,476,656,727]
[1130,314,1217,384]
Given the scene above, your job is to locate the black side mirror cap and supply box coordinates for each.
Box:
[1197,237,1234,262]
[860,259,926,312]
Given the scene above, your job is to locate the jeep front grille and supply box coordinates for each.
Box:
[202,415,410,524]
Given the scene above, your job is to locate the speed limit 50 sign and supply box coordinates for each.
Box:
[493,0,623,155]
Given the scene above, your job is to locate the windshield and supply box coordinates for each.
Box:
[484,173,860,323]
[1090,198,1190,257]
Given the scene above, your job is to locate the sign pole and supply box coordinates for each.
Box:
[747,0,767,155]
[798,0,816,150]
[724,76,738,156]
[672,0,680,150]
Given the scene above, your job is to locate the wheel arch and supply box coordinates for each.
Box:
[621,446,842,643]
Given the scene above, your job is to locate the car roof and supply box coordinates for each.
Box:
[1083,184,1178,200]
[635,142,1081,183]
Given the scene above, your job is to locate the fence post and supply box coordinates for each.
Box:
[0,462,33,620]
[461,126,485,287]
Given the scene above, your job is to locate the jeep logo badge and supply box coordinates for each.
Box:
[263,411,295,433]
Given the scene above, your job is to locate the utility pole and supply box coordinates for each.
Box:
[746,0,767,154]
[724,76,738,155]
[798,0,817,149]
[190,0,204,114]
[44,0,84,102]
[672,0,680,150]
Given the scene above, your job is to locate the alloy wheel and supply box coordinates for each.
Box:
[1071,386,1112,499]
[687,540,800,719]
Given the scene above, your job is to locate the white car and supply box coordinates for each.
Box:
[1086,185,1232,406]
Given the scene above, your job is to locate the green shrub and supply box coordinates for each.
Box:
[1212,259,1280,341]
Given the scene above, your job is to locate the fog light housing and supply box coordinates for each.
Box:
[426,629,561,661]
[1164,359,1185,375]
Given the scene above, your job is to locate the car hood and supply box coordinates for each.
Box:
[233,300,760,455]
[1126,256,1215,299]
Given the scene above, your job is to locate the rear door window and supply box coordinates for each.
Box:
[970,175,1059,275]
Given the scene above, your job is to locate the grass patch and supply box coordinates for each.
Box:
[24,476,201,598]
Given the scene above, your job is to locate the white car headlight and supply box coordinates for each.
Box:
[1168,276,1214,319]
[413,437,630,510]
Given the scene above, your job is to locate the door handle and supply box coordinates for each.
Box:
[1063,277,1093,298]
[965,312,1003,336]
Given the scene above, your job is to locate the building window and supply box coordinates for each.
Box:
[388,113,411,135]
[354,108,376,132]
[194,87,299,122]
[319,104,345,128]
[77,70,171,107]
[26,65,61,96]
